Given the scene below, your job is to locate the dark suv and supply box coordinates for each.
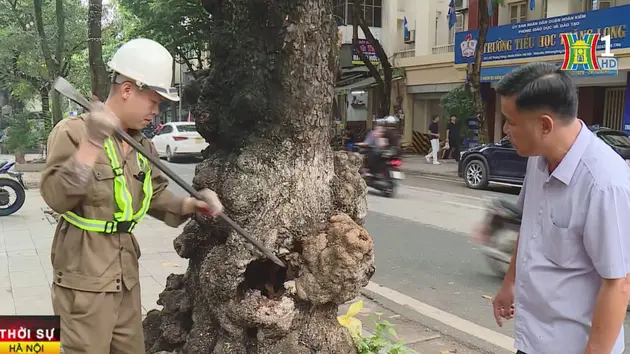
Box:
[458,126,630,189]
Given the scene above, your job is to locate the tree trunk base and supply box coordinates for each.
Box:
[15,152,26,164]
[143,150,374,354]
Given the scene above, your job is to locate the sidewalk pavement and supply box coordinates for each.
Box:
[0,189,187,317]
[3,154,462,190]
[401,155,459,179]
[1,190,488,353]
[1,154,43,188]
[341,295,488,354]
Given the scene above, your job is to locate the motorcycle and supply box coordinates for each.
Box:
[0,161,27,216]
[360,147,404,198]
[476,198,522,278]
[477,198,630,312]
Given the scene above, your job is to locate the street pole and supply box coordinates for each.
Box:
[178,65,183,122]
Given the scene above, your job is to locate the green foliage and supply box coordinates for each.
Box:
[356,313,413,354]
[0,0,88,115]
[117,0,211,69]
[68,1,140,97]
[2,112,43,153]
[440,85,473,119]
[440,85,474,138]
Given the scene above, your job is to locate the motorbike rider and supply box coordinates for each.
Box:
[359,116,400,177]
[40,38,224,354]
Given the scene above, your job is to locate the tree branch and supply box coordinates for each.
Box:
[356,20,391,73]
[350,4,382,86]
[175,48,200,79]
[11,50,45,89]
[195,47,203,70]
[351,0,394,116]
[3,0,28,31]
[55,0,65,65]
[60,41,87,78]
[33,0,58,76]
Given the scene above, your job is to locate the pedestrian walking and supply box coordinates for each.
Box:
[40,38,224,354]
[425,116,440,165]
[446,115,461,161]
[489,62,630,354]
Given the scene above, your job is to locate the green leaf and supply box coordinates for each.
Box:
[387,327,397,338]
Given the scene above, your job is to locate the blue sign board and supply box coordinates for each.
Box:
[623,73,630,135]
[481,62,618,83]
[455,5,630,65]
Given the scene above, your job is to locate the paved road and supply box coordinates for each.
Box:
[162,159,198,196]
[163,160,630,350]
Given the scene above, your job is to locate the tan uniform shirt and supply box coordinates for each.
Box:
[41,116,186,293]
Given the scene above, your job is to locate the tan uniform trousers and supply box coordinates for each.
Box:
[52,283,145,354]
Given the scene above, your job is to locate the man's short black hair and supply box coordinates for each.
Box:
[496,62,578,120]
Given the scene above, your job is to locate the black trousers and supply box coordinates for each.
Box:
[366,149,383,174]
[448,139,461,161]
[516,351,527,354]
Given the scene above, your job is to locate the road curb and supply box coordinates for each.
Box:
[360,285,514,354]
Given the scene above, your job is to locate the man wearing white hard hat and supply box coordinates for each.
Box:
[40,38,223,354]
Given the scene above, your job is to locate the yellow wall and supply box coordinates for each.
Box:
[395,52,465,87]
[396,48,630,88]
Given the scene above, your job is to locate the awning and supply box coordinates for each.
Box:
[335,74,404,95]
[335,77,376,95]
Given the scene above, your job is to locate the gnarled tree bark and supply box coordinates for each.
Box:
[142,0,375,353]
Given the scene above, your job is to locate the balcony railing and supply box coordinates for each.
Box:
[432,44,455,54]
[394,49,416,59]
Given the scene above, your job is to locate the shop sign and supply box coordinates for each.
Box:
[480,61,617,83]
[454,5,629,65]
[352,39,380,66]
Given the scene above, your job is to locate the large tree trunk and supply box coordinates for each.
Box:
[88,0,109,101]
[467,0,491,144]
[142,1,375,353]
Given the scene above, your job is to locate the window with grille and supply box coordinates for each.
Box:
[509,1,528,24]
[450,13,465,44]
[599,0,614,9]
[343,0,382,28]
[362,0,382,27]
[334,0,345,24]
[585,0,615,10]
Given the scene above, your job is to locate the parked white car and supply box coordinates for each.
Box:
[151,122,208,162]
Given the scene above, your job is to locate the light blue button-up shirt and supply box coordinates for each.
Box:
[514,121,630,354]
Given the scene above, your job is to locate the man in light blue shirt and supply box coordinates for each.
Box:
[491,62,630,354]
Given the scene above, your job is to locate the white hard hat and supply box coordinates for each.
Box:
[376,116,399,125]
[383,115,399,124]
[108,38,180,102]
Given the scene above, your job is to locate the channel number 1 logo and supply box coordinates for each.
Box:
[560,33,618,73]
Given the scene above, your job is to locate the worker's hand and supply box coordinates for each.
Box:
[85,96,120,147]
[182,188,224,216]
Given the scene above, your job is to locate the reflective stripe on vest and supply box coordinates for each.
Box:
[61,138,153,233]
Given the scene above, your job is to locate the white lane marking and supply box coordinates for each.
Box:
[365,281,515,353]
[407,174,462,183]
[401,184,489,203]
[444,200,487,211]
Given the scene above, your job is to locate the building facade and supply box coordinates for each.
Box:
[455,0,630,142]
[391,0,474,148]
[334,0,410,130]
[396,0,630,149]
